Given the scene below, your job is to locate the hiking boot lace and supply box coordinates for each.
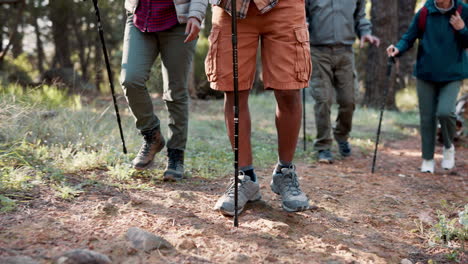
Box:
[225,171,248,197]
[167,149,183,169]
[137,131,154,158]
[281,168,301,196]
[338,141,350,151]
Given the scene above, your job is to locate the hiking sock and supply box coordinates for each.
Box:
[277,160,293,173]
[240,165,256,182]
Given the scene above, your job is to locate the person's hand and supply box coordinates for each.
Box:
[360,35,381,48]
[386,44,399,57]
[184,17,201,43]
[450,11,465,31]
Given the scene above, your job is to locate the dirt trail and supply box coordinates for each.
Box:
[0,136,466,263]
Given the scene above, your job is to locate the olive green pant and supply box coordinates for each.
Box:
[309,46,356,151]
[120,15,197,150]
[416,79,460,160]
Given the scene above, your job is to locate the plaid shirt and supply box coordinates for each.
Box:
[134,0,179,32]
[209,0,278,19]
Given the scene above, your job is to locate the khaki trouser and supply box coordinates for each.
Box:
[309,45,356,151]
[120,15,197,150]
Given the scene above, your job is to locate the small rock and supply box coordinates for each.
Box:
[96,202,119,215]
[323,194,340,203]
[401,259,413,264]
[417,211,435,225]
[126,227,173,252]
[337,244,349,251]
[394,212,407,219]
[54,249,111,264]
[108,196,124,204]
[122,256,143,264]
[0,256,39,264]
[325,246,336,253]
[40,110,58,119]
[168,191,197,201]
[130,197,145,206]
[177,239,197,250]
[266,220,290,233]
[264,254,278,263]
[229,253,250,264]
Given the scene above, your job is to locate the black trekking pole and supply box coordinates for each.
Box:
[86,0,127,154]
[371,56,395,173]
[231,0,240,227]
[302,89,307,151]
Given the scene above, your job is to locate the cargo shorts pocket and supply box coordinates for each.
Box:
[294,27,312,82]
[205,28,221,82]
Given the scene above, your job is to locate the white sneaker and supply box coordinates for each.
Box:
[441,144,455,170]
[421,159,435,173]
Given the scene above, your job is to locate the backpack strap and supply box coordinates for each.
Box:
[418,6,429,33]
[417,5,463,38]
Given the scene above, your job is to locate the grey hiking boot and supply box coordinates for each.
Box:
[132,128,165,170]
[163,149,184,181]
[214,172,261,216]
[318,150,333,164]
[337,141,352,157]
[270,164,309,212]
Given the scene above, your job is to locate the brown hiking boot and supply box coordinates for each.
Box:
[132,128,165,170]
[163,149,185,181]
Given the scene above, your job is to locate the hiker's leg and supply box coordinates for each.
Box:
[224,90,252,167]
[333,48,356,143]
[309,47,334,151]
[274,90,302,162]
[207,5,260,167]
[120,14,160,133]
[159,24,197,151]
[416,79,438,160]
[262,0,310,213]
[436,80,461,149]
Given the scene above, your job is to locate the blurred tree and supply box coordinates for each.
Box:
[364,0,398,110]
[49,0,72,68]
[396,0,418,91]
[364,0,418,110]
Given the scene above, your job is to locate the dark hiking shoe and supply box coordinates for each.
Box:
[318,150,333,164]
[163,149,184,181]
[132,128,165,170]
[338,141,352,157]
[214,172,261,217]
[270,164,309,212]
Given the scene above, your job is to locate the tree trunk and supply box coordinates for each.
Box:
[71,12,89,81]
[49,0,73,68]
[0,1,24,63]
[363,0,398,110]
[32,9,45,74]
[11,17,23,58]
[396,0,418,91]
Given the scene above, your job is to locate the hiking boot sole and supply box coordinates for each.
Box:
[340,152,351,157]
[163,170,184,182]
[216,192,262,217]
[134,160,155,171]
[270,182,309,213]
[282,204,310,212]
[318,158,333,164]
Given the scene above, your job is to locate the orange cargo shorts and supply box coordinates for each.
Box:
[205,0,312,91]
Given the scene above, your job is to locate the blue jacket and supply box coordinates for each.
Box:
[396,0,468,82]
